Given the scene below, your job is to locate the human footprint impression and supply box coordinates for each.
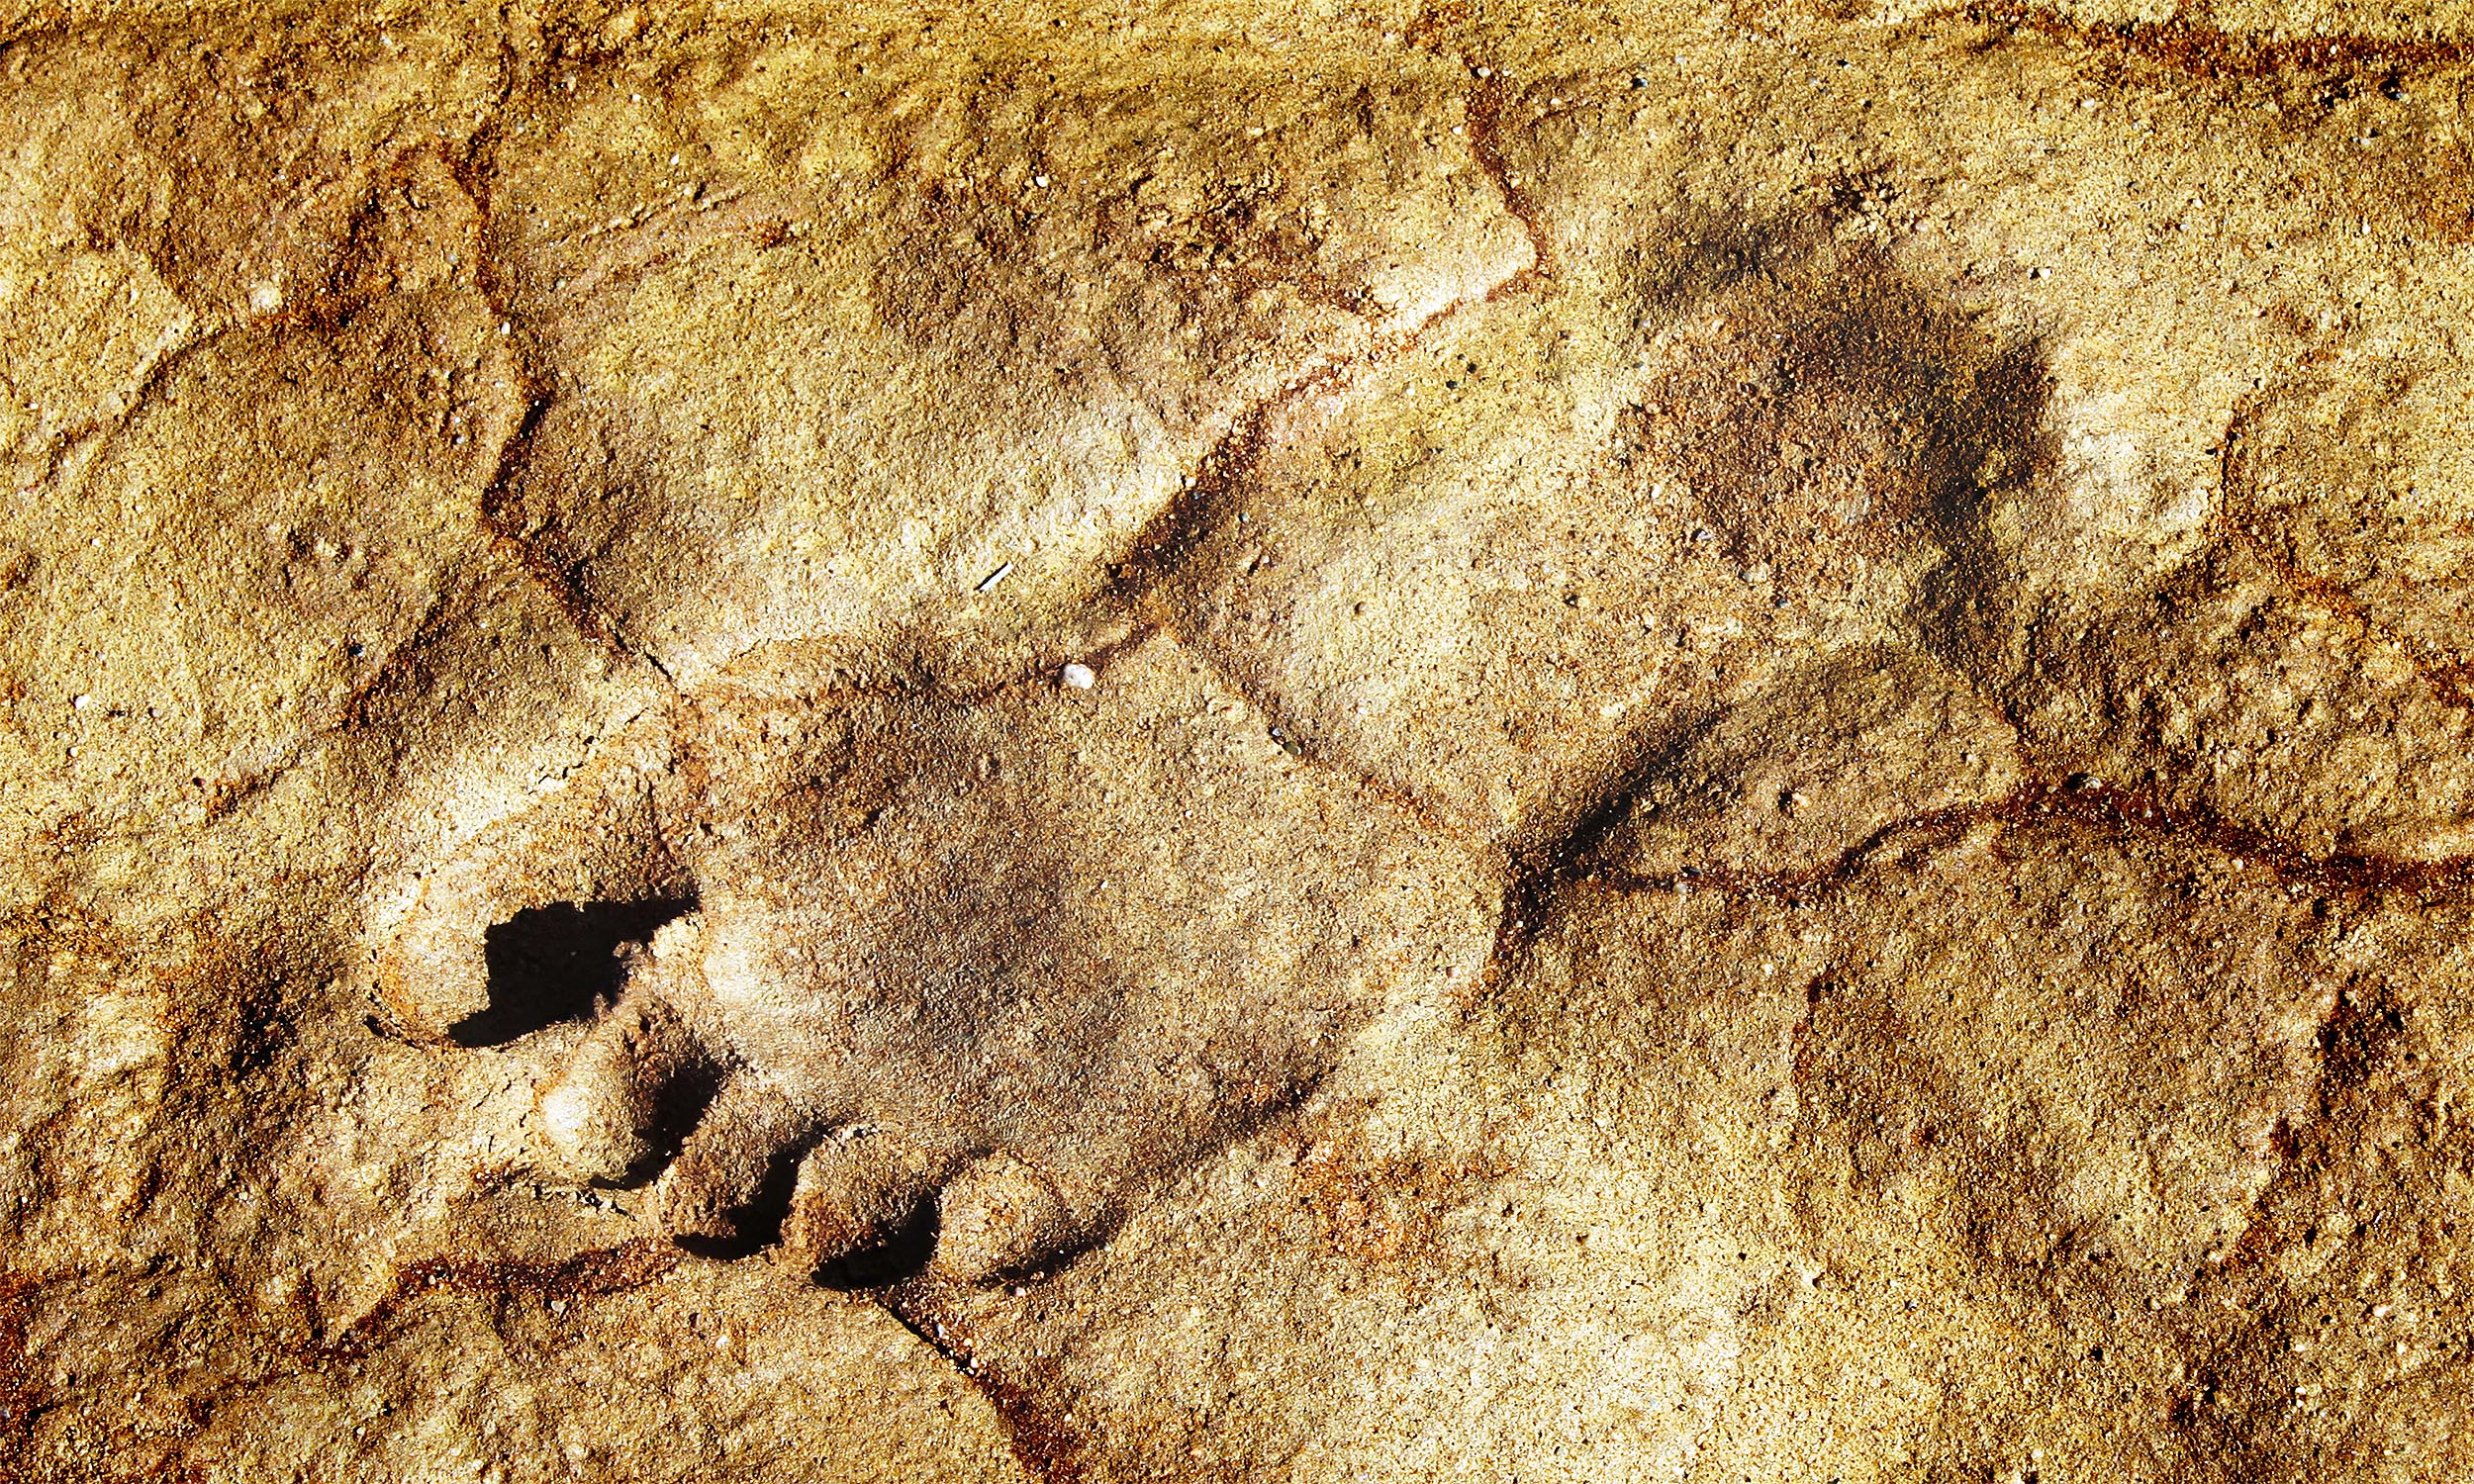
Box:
[375,635,1477,1282]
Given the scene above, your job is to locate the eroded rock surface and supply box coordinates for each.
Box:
[10,3,2474,1482]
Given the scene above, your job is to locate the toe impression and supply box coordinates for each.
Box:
[933,1151,1090,1283]
[534,982,706,1182]
[781,1131,941,1270]
[650,1073,813,1245]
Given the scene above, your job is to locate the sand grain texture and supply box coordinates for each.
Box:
[7,2,2474,1480]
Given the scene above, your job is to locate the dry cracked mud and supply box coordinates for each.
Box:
[7,1,2474,1480]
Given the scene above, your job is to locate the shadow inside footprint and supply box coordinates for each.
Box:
[451,896,697,1047]
[668,1136,809,1260]
[812,1202,941,1292]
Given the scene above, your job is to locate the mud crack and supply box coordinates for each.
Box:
[1951,3,2474,80]
[312,1239,681,1368]
[1487,760,2474,1005]
[2216,398,2474,716]
[1590,770,2474,906]
[444,124,670,689]
[879,1276,1090,1484]
[1464,70,1558,294]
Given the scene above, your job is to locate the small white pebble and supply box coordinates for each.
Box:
[1061,663,1096,690]
[71,694,92,709]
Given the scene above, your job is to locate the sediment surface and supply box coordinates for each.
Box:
[7,2,2474,1478]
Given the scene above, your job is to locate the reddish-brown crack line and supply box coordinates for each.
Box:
[22,151,509,828]
[1591,764,2446,1398]
[403,47,662,680]
[1584,769,2474,908]
[306,1239,681,1369]
[1482,752,2474,1010]
[2216,400,2474,715]
[1464,70,1558,294]
[442,128,672,691]
[877,1275,1090,1484]
[1391,13,1556,292]
[1103,69,1557,851]
[1501,759,2466,1281]
[1948,2,2474,80]
[1178,622,1475,845]
[19,117,439,501]
[181,136,666,826]
[529,189,799,310]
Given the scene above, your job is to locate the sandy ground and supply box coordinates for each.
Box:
[7,2,2474,1479]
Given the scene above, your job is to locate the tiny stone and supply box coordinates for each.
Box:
[1061,663,1096,690]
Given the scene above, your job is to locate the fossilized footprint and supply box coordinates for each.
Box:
[374,632,1484,1280]
[1156,231,2046,847]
